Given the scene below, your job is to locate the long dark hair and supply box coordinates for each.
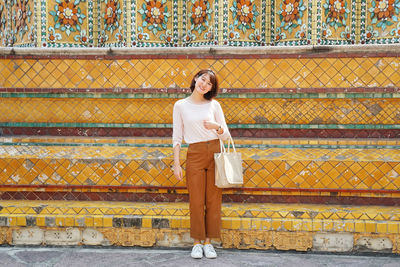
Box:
[190,69,219,100]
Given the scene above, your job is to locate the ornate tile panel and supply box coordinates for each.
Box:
[183,0,218,46]
[132,0,178,47]
[272,0,312,45]
[11,0,36,47]
[0,0,10,46]
[361,0,400,44]
[317,0,356,45]
[1,0,400,46]
[43,0,95,47]
[98,0,127,47]
[224,0,265,46]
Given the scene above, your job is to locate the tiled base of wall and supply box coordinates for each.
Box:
[2,227,399,253]
[0,200,400,253]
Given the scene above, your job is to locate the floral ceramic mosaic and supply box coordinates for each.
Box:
[0,0,7,46]
[0,0,399,47]
[317,0,356,45]
[0,0,36,47]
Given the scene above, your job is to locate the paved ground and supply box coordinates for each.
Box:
[0,246,399,267]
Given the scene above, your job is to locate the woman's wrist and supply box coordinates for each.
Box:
[216,124,223,134]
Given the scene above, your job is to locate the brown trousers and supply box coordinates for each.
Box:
[186,139,222,240]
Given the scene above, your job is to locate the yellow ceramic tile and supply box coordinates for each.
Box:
[301,220,313,232]
[141,218,152,228]
[85,217,94,227]
[311,220,323,232]
[387,222,399,234]
[221,218,231,229]
[323,220,334,232]
[271,219,282,231]
[103,217,113,228]
[241,218,251,230]
[65,216,75,227]
[55,217,65,227]
[16,216,26,226]
[180,218,190,229]
[170,218,180,229]
[376,223,388,234]
[365,221,376,233]
[250,219,261,230]
[230,218,241,230]
[8,217,17,227]
[36,216,46,227]
[93,217,103,227]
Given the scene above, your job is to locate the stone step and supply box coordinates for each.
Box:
[0,200,399,253]
[1,93,400,127]
[0,136,399,201]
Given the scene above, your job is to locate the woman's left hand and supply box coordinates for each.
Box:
[203,120,219,130]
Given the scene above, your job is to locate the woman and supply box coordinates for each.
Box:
[173,69,230,259]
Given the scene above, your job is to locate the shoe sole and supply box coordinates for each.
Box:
[191,256,203,259]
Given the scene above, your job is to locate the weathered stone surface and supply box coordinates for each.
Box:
[273,232,312,251]
[82,228,107,246]
[0,228,11,245]
[221,230,273,250]
[355,236,392,252]
[313,233,353,252]
[156,230,192,247]
[100,229,156,247]
[44,228,81,246]
[12,228,44,245]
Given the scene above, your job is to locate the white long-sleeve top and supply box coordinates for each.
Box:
[173,97,231,148]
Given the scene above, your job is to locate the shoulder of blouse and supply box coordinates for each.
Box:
[173,98,187,111]
[174,98,186,106]
[211,99,222,108]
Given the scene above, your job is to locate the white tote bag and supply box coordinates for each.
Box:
[214,137,243,188]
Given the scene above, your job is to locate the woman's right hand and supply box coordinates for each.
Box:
[174,164,183,181]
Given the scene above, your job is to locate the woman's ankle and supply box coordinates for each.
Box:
[193,239,202,246]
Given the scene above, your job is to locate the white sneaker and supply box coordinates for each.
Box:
[191,244,203,259]
[203,244,217,259]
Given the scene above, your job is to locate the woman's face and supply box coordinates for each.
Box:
[194,73,213,95]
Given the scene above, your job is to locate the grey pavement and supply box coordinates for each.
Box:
[0,246,399,267]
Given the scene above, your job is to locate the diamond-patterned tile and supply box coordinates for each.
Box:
[1,57,400,89]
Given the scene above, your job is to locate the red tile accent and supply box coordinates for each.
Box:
[2,127,400,138]
[0,191,399,205]
[0,87,399,94]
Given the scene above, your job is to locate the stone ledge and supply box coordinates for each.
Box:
[1,45,400,57]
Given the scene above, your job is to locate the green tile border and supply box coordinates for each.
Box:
[1,122,400,129]
[1,92,400,99]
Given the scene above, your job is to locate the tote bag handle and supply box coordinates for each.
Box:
[219,137,236,153]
